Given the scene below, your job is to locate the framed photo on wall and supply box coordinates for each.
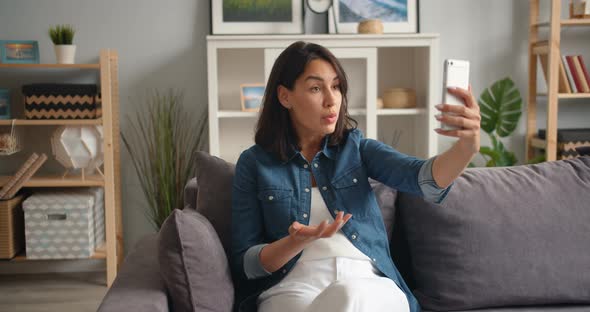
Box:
[329,0,418,34]
[0,40,40,64]
[212,0,303,34]
[240,83,265,112]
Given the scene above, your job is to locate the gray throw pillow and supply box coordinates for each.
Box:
[370,179,398,242]
[194,151,235,254]
[158,209,234,312]
[397,157,590,311]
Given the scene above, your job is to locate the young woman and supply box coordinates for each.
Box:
[231,41,480,312]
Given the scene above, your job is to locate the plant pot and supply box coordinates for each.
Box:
[54,45,76,64]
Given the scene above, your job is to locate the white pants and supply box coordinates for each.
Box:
[257,257,410,312]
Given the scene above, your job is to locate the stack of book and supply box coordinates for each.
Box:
[539,45,590,94]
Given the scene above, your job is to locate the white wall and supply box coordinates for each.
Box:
[0,0,588,273]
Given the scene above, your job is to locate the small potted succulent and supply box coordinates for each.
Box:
[48,24,76,64]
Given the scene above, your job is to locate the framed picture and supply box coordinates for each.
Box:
[0,89,9,119]
[329,0,418,34]
[0,40,40,64]
[212,0,303,34]
[240,83,265,112]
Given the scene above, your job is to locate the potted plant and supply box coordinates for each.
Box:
[48,24,76,64]
[121,89,208,229]
[475,77,524,167]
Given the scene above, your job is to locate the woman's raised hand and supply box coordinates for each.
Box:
[288,211,352,244]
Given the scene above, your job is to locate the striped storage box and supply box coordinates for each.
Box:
[0,195,25,259]
[23,188,104,259]
[22,84,102,120]
[538,128,590,159]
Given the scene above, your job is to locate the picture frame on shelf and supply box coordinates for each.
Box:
[329,0,418,34]
[240,83,265,112]
[212,0,303,34]
[0,40,40,64]
[0,89,10,119]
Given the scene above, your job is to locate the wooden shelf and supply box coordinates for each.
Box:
[527,2,590,162]
[11,243,106,261]
[0,119,103,126]
[536,93,590,99]
[377,108,426,115]
[0,63,100,69]
[533,18,590,27]
[0,174,104,188]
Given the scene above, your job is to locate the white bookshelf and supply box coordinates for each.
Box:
[207,34,440,164]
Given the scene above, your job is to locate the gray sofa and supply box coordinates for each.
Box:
[98,155,590,312]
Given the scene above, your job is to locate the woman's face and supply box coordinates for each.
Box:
[279,59,342,141]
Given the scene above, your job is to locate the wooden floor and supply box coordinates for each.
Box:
[0,272,107,312]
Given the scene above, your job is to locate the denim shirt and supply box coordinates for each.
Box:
[231,128,452,312]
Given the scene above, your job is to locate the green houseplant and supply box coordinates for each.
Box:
[121,89,208,229]
[48,24,76,64]
[475,77,523,167]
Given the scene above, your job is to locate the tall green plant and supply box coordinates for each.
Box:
[476,77,522,167]
[121,89,208,229]
[48,24,76,45]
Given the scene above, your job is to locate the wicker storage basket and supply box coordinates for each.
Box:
[538,128,590,159]
[0,195,25,259]
[22,84,102,120]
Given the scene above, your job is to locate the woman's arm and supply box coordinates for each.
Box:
[432,86,481,188]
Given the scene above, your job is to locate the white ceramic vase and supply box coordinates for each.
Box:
[54,45,76,64]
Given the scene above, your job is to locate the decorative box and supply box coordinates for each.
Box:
[22,84,102,120]
[23,188,104,259]
[0,195,25,259]
[538,128,590,159]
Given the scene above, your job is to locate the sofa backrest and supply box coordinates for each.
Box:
[393,157,590,311]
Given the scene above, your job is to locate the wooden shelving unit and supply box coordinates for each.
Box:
[527,0,590,162]
[0,50,122,287]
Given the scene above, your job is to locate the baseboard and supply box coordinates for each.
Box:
[0,259,105,275]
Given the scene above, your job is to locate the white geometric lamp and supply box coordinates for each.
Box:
[51,126,104,179]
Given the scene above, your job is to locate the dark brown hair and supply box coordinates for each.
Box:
[255,41,357,161]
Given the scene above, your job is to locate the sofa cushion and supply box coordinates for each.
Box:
[397,157,590,311]
[370,179,398,241]
[194,151,235,254]
[158,209,234,312]
[98,234,169,312]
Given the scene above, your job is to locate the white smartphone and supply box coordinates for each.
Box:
[441,59,470,130]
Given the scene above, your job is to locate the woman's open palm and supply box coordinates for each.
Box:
[288,211,352,244]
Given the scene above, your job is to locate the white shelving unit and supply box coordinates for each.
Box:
[207,34,440,164]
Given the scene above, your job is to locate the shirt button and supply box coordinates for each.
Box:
[305,188,310,193]
[352,178,358,183]
[268,195,274,201]
[282,269,287,274]
[303,213,308,218]
[314,163,319,168]
[351,234,357,240]
[322,186,327,191]
[372,258,377,262]
[303,164,309,169]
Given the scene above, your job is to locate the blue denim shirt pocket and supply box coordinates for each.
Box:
[257,188,293,237]
[331,164,374,219]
